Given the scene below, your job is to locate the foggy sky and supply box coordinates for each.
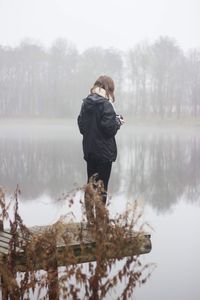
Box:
[0,0,199,51]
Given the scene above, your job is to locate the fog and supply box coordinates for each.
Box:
[1,1,200,300]
[0,0,200,119]
[0,37,200,119]
[0,0,200,51]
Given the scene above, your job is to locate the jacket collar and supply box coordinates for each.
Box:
[92,87,113,102]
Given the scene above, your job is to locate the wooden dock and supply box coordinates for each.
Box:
[0,221,151,299]
[0,222,151,265]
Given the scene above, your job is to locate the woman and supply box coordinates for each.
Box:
[78,75,124,220]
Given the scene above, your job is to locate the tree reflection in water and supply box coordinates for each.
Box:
[0,125,199,212]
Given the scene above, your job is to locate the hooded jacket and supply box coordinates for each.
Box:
[77,93,120,162]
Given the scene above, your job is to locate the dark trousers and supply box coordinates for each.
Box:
[85,158,112,223]
[87,158,112,192]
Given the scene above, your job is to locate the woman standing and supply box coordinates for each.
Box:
[77,75,124,220]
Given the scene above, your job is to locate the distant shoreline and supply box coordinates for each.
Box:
[0,117,200,127]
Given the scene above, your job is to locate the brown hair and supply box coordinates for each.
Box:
[91,75,115,102]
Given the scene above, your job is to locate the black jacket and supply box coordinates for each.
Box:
[77,93,120,162]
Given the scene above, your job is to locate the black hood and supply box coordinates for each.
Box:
[83,93,106,111]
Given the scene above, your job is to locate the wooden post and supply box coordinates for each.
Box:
[1,286,9,300]
[0,274,9,300]
[0,220,8,300]
[47,260,59,300]
[0,220,3,231]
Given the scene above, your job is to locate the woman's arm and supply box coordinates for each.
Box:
[100,101,120,138]
[77,103,85,135]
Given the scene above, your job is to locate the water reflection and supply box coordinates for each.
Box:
[0,124,199,212]
[116,128,200,211]
[0,126,85,199]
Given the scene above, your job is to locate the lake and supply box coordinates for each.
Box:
[0,120,200,300]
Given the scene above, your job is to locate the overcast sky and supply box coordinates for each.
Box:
[0,0,199,51]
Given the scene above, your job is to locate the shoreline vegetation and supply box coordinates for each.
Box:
[0,182,155,299]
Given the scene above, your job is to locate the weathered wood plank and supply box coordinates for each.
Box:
[0,236,11,244]
[0,222,152,271]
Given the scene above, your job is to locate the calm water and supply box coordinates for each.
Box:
[0,120,200,300]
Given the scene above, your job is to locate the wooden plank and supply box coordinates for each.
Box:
[0,232,10,255]
[0,242,9,252]
[0,236,11,244]
[0,231,12,239]
[0,247,8,255]
[0,229,23,256]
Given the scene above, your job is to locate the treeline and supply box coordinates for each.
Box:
[0,36,200,118]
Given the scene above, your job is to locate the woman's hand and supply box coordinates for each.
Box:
[116,114,125,126]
